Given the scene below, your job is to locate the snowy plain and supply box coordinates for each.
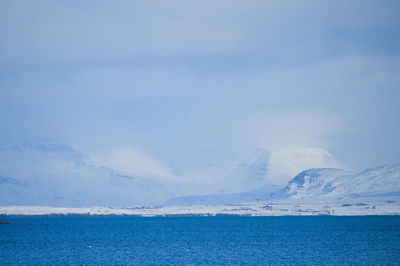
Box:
[1,197,399,216]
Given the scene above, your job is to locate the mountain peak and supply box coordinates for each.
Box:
[280,163,400,201]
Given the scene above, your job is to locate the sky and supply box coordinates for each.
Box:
[1,0,400,176]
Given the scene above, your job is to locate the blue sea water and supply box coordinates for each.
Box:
[1,216,400,265]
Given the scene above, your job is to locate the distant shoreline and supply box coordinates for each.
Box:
[0,213,400,217]
[1,200,399,217]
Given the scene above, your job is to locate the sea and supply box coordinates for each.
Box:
[1,215,400,265]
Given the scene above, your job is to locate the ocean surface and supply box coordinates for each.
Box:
[1,216,400,265]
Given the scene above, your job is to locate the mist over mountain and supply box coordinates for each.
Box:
[164,184,280,206]
[0,140,185,206]
[273,163,400,201]
[1,0,400,213]
[0,140,398,207]
[164,163,400,206]
[0,140,346,207]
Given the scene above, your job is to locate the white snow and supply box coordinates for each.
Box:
[187,147,271,194]
[276,163,400,201]
[0,140,186,206]
[0,142,274,206]
[1,141,399,215]
[1,199,399,216]
[266,147,343,186]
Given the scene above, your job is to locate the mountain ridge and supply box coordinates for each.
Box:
[272,163,400,202]
[1,140,399,207]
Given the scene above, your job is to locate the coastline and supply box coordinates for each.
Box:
[1,200,399,217]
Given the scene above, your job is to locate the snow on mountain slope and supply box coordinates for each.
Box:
[4,140,395,207]
[0,140,184,207]
[189,148,271,194]
[182,146,342,198]
[88,148,179,182]
[0,143,276,206]
[275,163,400,201]
[163,148,345,206]
[266,147,343,186]
[164,184,279,206]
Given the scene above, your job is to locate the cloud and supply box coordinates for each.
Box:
[87,148,178,181]
[0,1,254,64]
[235,110,343,152]
[0,1,399,171]
[1,54,399,170]
[266,147,344,186]
[1,0,399,65]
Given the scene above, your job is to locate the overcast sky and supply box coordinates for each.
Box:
[1,0,400,173]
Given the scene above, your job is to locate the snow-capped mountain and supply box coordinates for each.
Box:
[0,140,184,207]
[0,142,279,207]
[188,148,271,194]
[266,147,343,186]
[273,163,400,201]
[163,147,344,206]
[3,140,397,208]
[165,163,400,206]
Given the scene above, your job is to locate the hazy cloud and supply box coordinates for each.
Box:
[0,1,399,174]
